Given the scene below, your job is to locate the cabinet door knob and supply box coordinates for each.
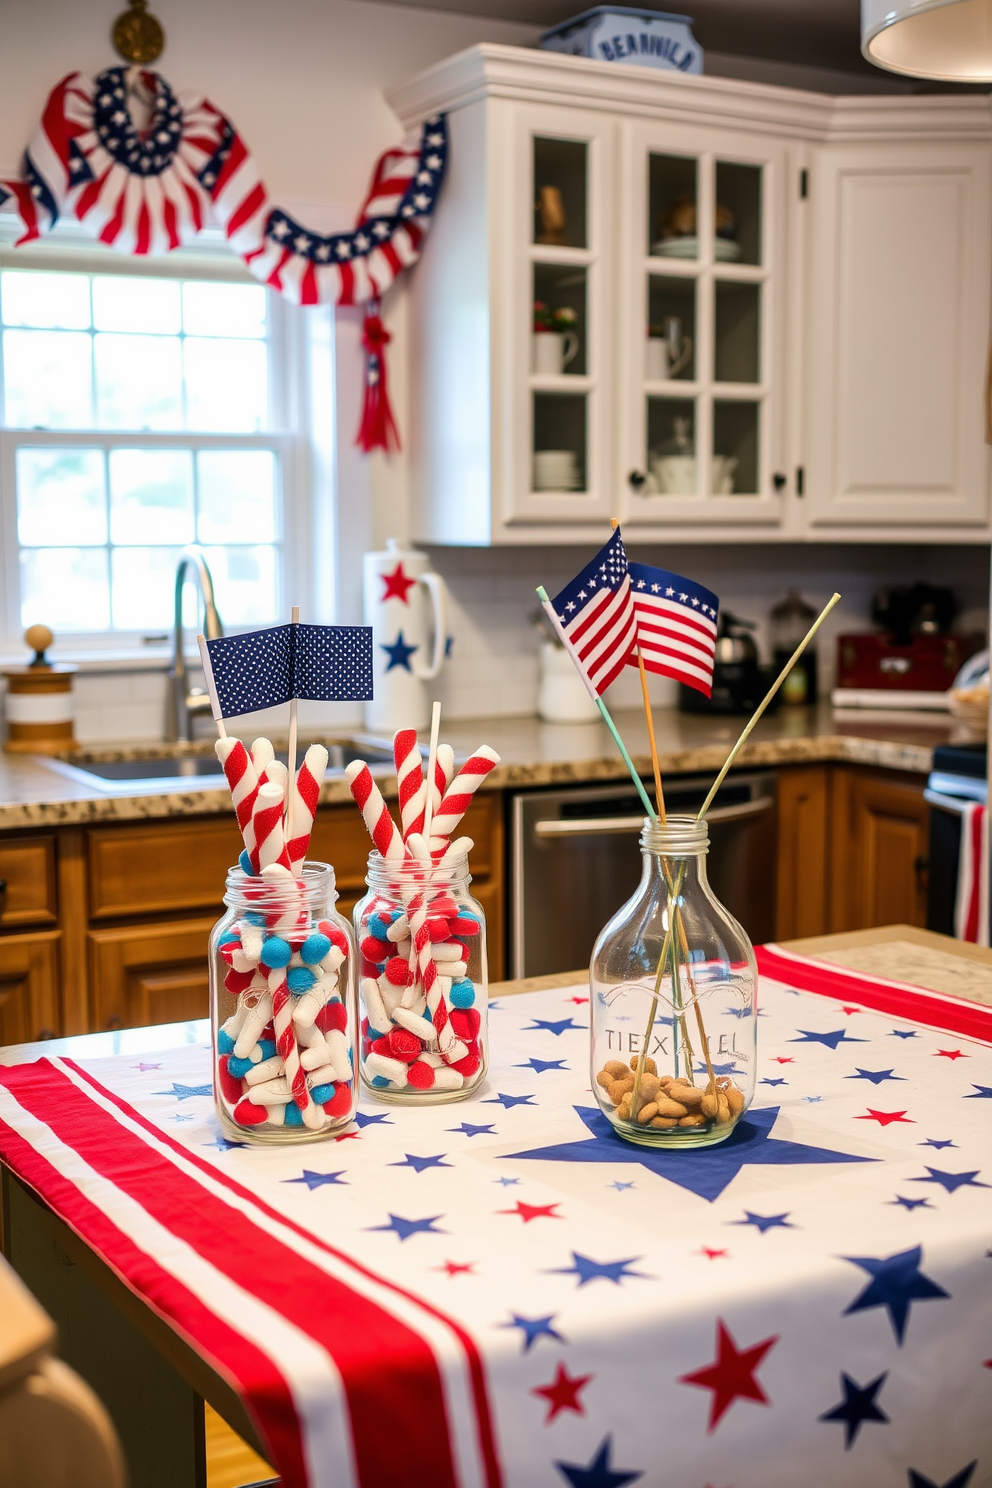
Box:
[628,469,646,490]
[772,472,787,490]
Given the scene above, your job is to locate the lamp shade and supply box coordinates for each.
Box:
[862,0,992,79]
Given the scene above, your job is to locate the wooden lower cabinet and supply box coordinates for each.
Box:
[88,917,216,1031]
[775,766,830,940]
[0,930,61,1043]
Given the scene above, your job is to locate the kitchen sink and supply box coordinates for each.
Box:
[40,741,395,792]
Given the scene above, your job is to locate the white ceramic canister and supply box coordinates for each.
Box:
[363,539,449,733]
[537,642,600,723]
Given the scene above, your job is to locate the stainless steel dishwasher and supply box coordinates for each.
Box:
[510,771,777,978]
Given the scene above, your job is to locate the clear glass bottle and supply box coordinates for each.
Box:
[590,815,756,1148]
[210,862,357,1144]
[354,851,488,1103]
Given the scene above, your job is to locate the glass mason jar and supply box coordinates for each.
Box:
[210,861,357,1144]
[354,851,488,1103]
[590,815,756,1148]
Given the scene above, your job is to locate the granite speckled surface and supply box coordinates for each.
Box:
[0,701,953,832]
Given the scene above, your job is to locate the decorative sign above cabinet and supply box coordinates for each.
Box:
[539,7,703,74]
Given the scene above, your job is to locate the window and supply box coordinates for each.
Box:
[0,259,299,642]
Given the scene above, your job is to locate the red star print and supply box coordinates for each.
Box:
[435,1260,474,1276]
[532,1362,592,1422]
[841,1006,862,1015]
[855,1108,915,1127]
[935,1049,968,1060]
[679,1319,778,1431]
[772,1057,794,1064]
[697,1247,728,1260]
[334,1131,361,1142]
[498,1200,563,1223]
[380,562,417,604]
[568,995,589,1004]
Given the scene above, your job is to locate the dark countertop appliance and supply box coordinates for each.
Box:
[924,742,987,940]
[679,611,777,715]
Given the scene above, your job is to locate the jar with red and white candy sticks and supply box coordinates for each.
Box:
[210,861,357,1143]
[354,851,487,1102]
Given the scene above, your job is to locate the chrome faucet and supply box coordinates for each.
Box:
[166,546,223,743]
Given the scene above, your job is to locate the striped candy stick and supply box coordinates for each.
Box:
[345,760,405,863]
[287,743,328,874]
[437,743,455,793]
[428,746,500,853]
[215,737,260,838]
[250,782,293,873]
[393,729,426,841]
[271,975,323,1130]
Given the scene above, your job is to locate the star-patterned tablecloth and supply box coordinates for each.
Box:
[0,949,990,1488]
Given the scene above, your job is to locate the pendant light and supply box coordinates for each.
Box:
[862,0,992,81]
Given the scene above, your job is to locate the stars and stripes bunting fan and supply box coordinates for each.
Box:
[544,530,637,697]
[627,561,720,698]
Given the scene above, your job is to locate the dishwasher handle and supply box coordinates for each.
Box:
[533,795,773,838]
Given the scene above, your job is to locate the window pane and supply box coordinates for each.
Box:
[92,276,181,334]
[3,329,93,428]
[109,448,194,545]
[182,281,266,338]
[17,448,107,546]
[203,545,278,625]
[110,546,181,628]
[184,338,267,431]
[94,333,183,429]
[197,450,276,543]
[21,548,110,630]
[1,271,91,330]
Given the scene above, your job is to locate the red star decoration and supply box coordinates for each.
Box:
[698,1247,729,1260]
[679,1319,778,1431]
[772,1057,794,1064]
[380,562,417,604]
[935,1049,968,1060]
[532,1362,592,1422]
[568,995,589,1004]
[498,1200,563,1223]
[435,1260,475,1276]
[855,1108,915,1127]
[841,1006,862,1015]
[334,1131,361,1142]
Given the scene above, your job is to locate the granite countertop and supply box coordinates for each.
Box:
[0,701,959,832]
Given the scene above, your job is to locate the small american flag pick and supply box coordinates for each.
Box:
[627,561,720,697]
[204,623,373,719]
[546,530,637,697]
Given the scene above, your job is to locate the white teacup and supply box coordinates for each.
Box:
[532,331,579,376]
[533,449,580,491]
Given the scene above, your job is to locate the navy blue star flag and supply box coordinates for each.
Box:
[627,561,720,697]
[204,623,373,718]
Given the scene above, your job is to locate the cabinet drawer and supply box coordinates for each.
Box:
[0,836,57,928]
[87,819,242,919]
[89,916,215,1031]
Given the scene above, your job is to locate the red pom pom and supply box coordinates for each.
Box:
[319,920,350,955]
[426,916,451,942]
[450,916,480,937]
[360,1015,370,1038]
[370,1035,394,1056]
[430,896,459,919]
[384,956,413,986]
[451,1051,481,1078]
[233,1097,268,1126]
[386,1028,422,1063]
[317,1000,347,1034]
[217,1056,243,1105]
[218,942,238,965]
[406,1060,435,1089]
[449,1007,481,1040]
[322,1082,352,1117]
[224,966,255,995]
[362,958,383,979]
[360,936,389,963]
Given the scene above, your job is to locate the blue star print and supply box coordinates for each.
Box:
[515,1058,568,1074]
[920,1138,956,1149]
[790,1029,867,1050]
[154,1082,212,1100]
[819,1372,889,1448]
[547,1251,648,1287]
[353,1111,393,1128]
[506,1105,874,1203]
[494,1177,520,1187]
[555,1434,644,1488]
[202,1135,244,1152]
[448,1122,496,1138]
[381,632,418,671]
[730,1210,795,1234]
[694,1060,740,1076]
[390,1153,452,1174]
[366,1213,446,1241]
[889,1196,933,1211]
[284,1170,348,1190]
[760,1077,788,1087]
[842,1245,949,1344]
[964,1085,992,1098]
[889,1028,918,1038]
[484,1092,537,1109]
[524,1017,582,1036]
[908,1464,977,1488]
[610,1181,635,1192]
[847,1068,906,1085]
[910,1167,990,1195]
[500,1313,565,1351]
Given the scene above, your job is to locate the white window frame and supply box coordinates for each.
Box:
[0,219,332,659]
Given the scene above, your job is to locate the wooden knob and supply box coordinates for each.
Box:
[25,624,54,656]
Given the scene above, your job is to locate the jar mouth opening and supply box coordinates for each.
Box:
[365,848,471,890]
[640,812,709,854]
[224,859,335,910]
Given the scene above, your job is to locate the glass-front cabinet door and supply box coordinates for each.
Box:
[618,122,789,526]
[502,104,614,526]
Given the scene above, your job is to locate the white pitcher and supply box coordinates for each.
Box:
[363,539,449,733]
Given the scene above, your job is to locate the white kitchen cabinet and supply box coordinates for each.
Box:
[388,45,992,545]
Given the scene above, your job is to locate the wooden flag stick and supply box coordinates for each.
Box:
[286,605,300,820]
[696,592,841,821]
[423,699,442,841]
[196,634,227,740]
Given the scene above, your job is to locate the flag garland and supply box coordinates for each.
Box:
[0,65,448,451]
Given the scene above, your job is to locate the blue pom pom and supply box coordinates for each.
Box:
[218,932,240,948]
[260,936,291,968]
[368,913,389,940]
[284,1100,304,1126]
[227,1054,252,1077]
[310,1082,334,1103]
[300,933,331,966]
[368,1026,387,1042]
[370,1075,391,1088]
[243,911,266,926]
[287,966,316,994]
[450,979,475,1008]
[239,849,254,875]
[256,1039,277,1062]
[217,1029,235,1055]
